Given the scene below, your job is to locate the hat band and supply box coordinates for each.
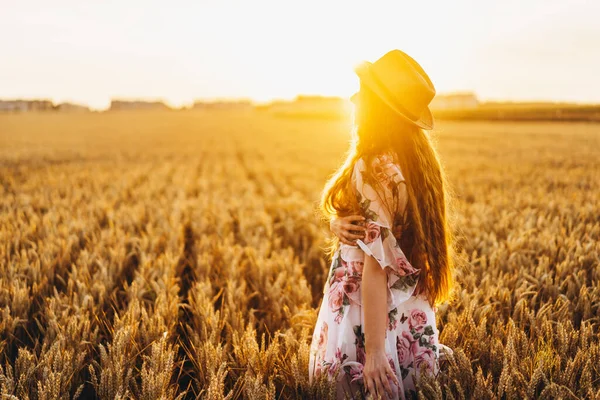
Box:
[368,70,422,122]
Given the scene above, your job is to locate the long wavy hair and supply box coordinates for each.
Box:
[319,83,456,308]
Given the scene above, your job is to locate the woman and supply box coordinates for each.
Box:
[308,49,456,400]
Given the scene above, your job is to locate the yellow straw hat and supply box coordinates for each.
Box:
[354,49,436,130]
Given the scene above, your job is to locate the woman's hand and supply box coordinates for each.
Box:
[363,349,399,399]
[330,215,367,245]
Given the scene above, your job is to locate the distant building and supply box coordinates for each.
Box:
[193,100,252,110]
[29,100,54,111]
[0,101,27,112]
[109,100,170,111]
[56,102,89,112]
[0,99,53,112]
[294,95,344,104]
[264,95,351,117]
[430,92,479,110]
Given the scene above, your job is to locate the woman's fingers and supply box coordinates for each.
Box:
[340,235,357,246]
[380,371,393,398]
[343,222,367,232]
[343,215,365,223]
[345,232,366,240]
[365,377,376,399]
[342,219,367,229]
[387,363,400,387]
[374,375,387,399]
[332,215,369,246]
[336,230,361,246]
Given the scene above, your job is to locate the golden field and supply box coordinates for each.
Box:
[0,110,599,399]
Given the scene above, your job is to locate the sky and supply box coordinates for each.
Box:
[1,0,599,110]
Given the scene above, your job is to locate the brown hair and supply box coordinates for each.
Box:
[319,83,456,308]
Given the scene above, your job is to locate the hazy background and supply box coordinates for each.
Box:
[2,2,600,399]
[2,0,600,110]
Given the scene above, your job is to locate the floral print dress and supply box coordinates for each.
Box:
[309,152,442,400]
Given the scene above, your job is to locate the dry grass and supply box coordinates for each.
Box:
[0,110,599,399]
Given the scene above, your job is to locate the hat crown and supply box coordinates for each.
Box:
[369,50,436,120]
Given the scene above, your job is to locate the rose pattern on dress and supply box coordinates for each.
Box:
[309,152,445,399]
[413,345,436,374]
[326,255,363,323]
[363,221,381,244]
[369,152,403,193]
[317,322,328,353]
[397,308,439,382]
[322,347,348,380]
[396,255,420,276]
[312,321,329,377]
[347,260,364,276]
[396,330,413,366]
[346,362,364,384]
[408,309,428,333]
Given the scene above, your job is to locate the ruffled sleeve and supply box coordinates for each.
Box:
[352,153,421,312]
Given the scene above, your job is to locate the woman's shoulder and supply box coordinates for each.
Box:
[357,150,405,185]
[356,150,394,167]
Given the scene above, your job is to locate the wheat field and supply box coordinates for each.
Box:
[0,110,599,399]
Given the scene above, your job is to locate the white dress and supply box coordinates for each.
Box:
[309,151,445,400]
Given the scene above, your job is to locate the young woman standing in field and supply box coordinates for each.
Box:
[309,49,456,399]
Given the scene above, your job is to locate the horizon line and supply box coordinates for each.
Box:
[2,92,600,112]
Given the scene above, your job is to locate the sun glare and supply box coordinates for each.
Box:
[1,1,600,108]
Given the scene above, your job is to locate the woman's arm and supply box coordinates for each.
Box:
[362,254,388,352]
[351,155,406,397]
[362,254,399,398]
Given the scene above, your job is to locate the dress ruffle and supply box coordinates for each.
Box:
[338,228,420,313]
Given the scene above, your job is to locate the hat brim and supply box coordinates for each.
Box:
[354,61,434,130]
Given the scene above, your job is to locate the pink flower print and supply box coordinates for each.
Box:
[327,347,347,379]
[334,312,344,324]
[408,309,428,333]
[335,347,346,363]
[395,256,419,276]
[333,266,345,281]
[349,362,364,383]
[328,281,345,312]
[386,356,399,392]
[343,275,360,296]
[428,333,436,345]
[388,355,396,371]
[363,222,381,244]
[315,360,324,377]
[413,346,436,375]
[396,332,412,364]
[327,360,339,378]
[347,261,364,276]
[317,322,328,354]
[402,330,416,343]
